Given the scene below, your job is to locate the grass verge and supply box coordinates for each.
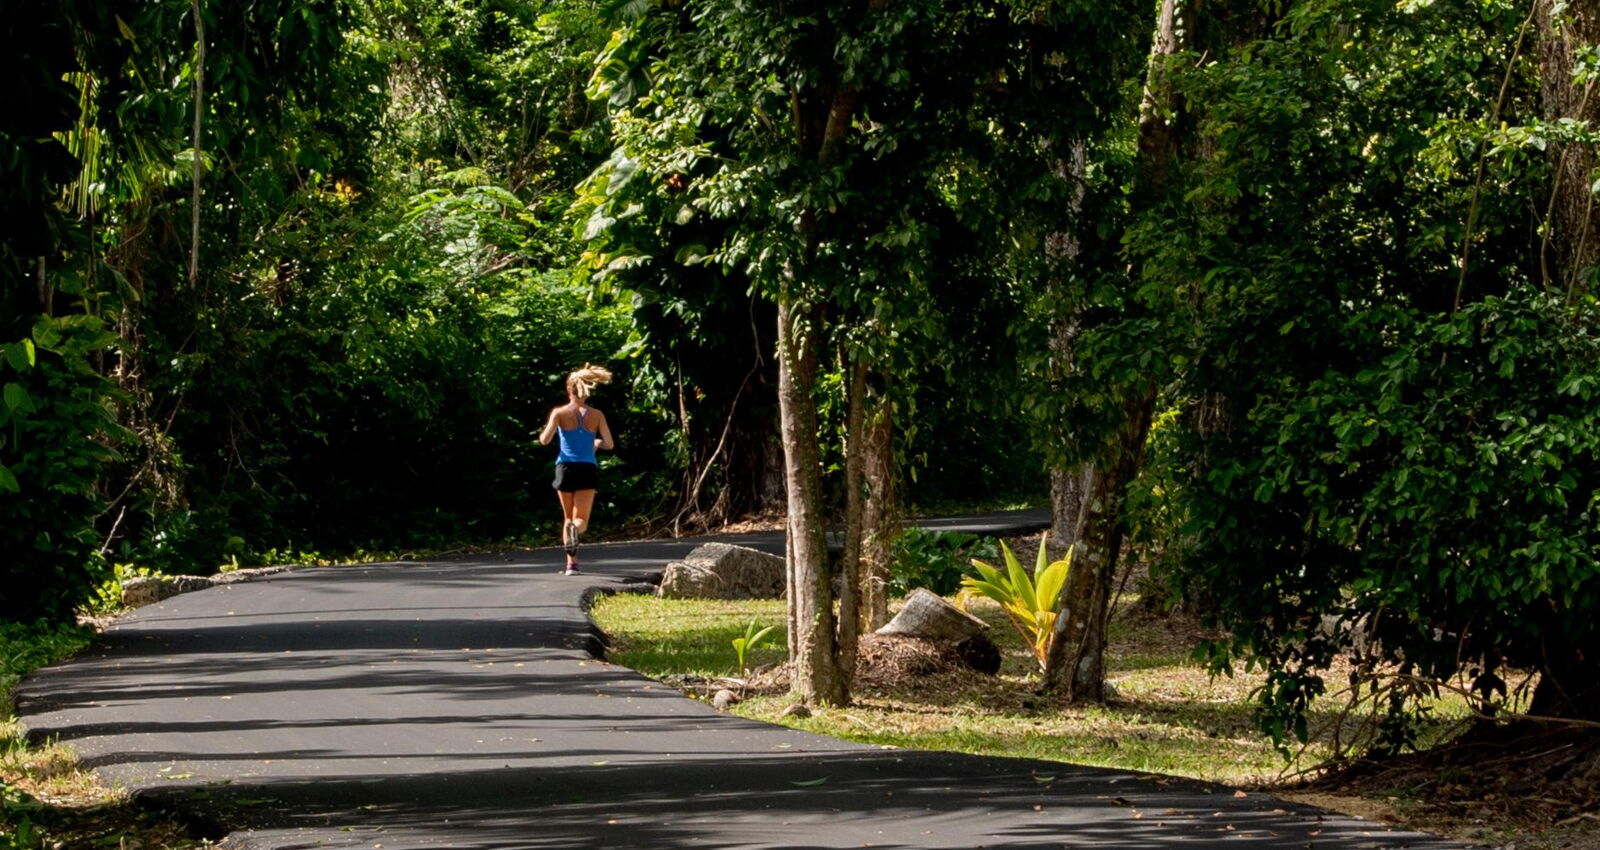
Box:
[1,619,207,849]
[591,592,1324,785]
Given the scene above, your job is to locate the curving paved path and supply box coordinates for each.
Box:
[19,511,1460,849]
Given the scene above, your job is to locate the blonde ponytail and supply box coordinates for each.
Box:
[565,363,613,400]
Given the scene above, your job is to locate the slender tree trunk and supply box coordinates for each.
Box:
[837,355,868,676]
[776,1,875,703]
[188,0,205,287]
[859,374,897,631]
[785,525,797,660]
[778,284,847,706]
[1044,0,1181,701]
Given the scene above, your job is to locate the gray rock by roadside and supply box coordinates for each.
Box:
[657,542,785,599]
[120,566,293,609]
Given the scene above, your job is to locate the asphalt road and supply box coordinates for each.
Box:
[18,510,1461,849]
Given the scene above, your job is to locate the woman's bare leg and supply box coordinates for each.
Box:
[557,491,578,565]
[571,489,596,535]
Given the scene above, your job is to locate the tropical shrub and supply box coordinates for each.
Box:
[961,536,1071,671]
[889,530,999,597]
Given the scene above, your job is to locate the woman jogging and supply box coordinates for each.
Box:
[538,364,615,575]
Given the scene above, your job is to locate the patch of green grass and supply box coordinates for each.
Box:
[0,620,92,716]
[591,591,1474,789]
[591,595,788,679]
[742,692,1300,781]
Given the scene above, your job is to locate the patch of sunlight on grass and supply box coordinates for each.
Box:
[591,594,787,679]
[590,590,1506,790]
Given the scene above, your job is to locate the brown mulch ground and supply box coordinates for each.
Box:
[1292,724,1600,847]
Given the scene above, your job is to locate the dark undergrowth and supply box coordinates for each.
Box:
[1302,722,1600,844]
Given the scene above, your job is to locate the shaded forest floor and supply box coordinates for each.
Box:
[1292,725,1600,848]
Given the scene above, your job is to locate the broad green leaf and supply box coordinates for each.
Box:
[606,155,639,196]
[4,383,29,413]
[1034,556,1071,613]
[1003,543,1037,614]
[4,343,29,372]
[583,209,617,241]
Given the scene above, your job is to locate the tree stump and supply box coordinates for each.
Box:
[875,588,988,642]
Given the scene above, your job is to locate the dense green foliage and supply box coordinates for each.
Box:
[6,0,1600,752]
[1,0,655,614]
[1112,0,1600,734]
[2,0,1045,619]
[890,529,998,597]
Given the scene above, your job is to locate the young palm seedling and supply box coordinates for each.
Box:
[960,532,1071,673]
[730,617,776,696]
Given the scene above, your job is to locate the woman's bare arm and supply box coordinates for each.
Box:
[595,410,615,451]
[538,408,560,446]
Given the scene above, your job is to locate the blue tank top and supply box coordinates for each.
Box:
[556,407,598,464]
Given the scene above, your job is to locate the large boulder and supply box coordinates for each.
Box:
[876,588,989,642]
[657,543,785,600]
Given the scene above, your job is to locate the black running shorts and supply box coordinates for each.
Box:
[552,461,599,493]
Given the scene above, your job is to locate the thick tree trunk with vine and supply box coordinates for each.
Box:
[1044,0,1179,701]
[1045,390,1154,699]
[1531,0,1600,723]
[1046,138,1090,549]
[669,339,784,532]
[1536,0,1600,298]
[778,284,848,706]
[859,374,897,631]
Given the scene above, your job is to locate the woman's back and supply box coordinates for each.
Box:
[555,405,600,464]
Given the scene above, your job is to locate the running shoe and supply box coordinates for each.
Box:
[563,564,581,576]
[563,520,579,557]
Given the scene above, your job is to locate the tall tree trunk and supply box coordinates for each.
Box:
[1049,466,1091,546]
[1044,0,1181,701]
[1046,138,1091,548]
[859,373,897,631]
[836,355,868,676]
[1531,0,1600,722]
[1536,0,1600,298]
[778,285,848,706]
[188,0,205,287]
